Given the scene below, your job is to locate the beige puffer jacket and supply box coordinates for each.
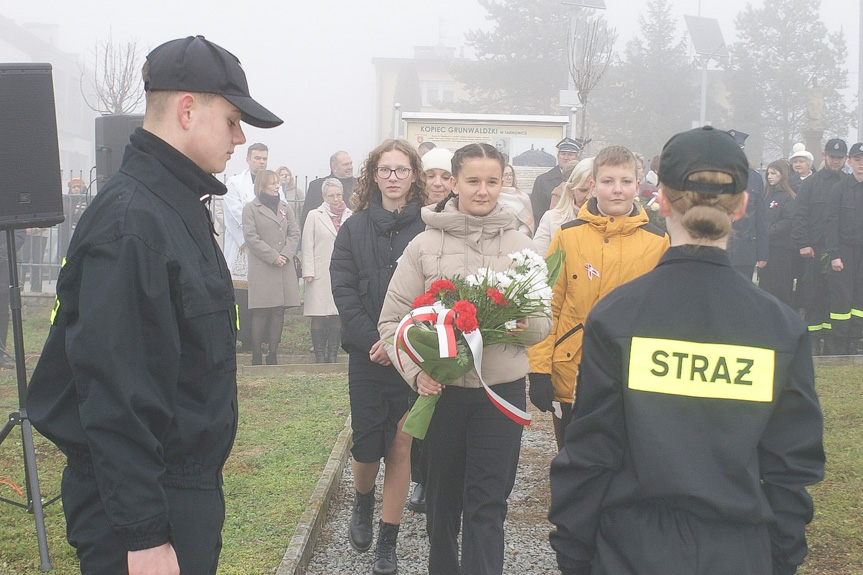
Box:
[378,199,553,390]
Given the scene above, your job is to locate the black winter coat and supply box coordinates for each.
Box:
[765,188,796,251]
[27,129,238,551]
[825,175,863,260]
[792,168,846,253]
[549,246,824,575]
[330,195,425,355]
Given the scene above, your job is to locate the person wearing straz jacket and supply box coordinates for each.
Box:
[26,36,282,575]
[527,146,668,449]
[549,126,824,575]
[792,138,847,354]
[825,142,863,355]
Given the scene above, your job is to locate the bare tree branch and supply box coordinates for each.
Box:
[567,15,616,141]
[80,32,145,115]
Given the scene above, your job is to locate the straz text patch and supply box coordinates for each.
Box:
[628,337,774,402]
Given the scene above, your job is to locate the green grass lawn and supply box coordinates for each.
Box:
[0,368,348,574]
[799,366,863,574]
[0,310,860,574]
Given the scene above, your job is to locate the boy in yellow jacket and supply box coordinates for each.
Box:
[528,145,669,448]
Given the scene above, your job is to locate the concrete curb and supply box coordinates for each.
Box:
[238,362,348,376]
[275,415,353,575]
[813,354,863,367]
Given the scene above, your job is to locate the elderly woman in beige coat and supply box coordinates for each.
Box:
[242,169,301,365]
[302,178,352,362]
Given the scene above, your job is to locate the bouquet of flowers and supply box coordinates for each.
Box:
[396,248,564,439]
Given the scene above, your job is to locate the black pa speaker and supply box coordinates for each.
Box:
[0,63,64,229]
[95,114,143,191]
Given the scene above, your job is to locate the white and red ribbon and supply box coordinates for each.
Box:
[394,302,531,427]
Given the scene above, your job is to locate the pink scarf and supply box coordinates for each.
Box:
[324,200,347,231]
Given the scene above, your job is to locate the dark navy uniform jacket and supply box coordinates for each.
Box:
[549,246,824,575]
[792,167,846,253]
[27,129,238,551]
[825,175,863,260]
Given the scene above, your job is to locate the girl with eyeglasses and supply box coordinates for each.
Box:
[330,139,427,575]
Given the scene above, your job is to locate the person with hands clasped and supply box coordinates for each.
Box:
[242,169,301,365]
[378,143,551,575]
[330,139,427,575]
[527,146,668,449]
[548,126,824,575]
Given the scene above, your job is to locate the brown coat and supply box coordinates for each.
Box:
[242,196,300,309]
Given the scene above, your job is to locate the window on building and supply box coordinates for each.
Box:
[421,81,456,107]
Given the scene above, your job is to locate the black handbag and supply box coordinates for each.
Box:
[293,254,302,278]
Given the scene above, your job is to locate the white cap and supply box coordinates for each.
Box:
[422,148,454,174]
[789,143,814,163]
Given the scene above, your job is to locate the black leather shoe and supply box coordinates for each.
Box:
[408,483,426,513]
[373,520,399,575]
[349,489,374,552]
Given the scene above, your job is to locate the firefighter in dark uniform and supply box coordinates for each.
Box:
[531,137,582,227]
[26,36,282,574]
[792,138,847,354]
[826,142,863,355]
[548,126,825,575]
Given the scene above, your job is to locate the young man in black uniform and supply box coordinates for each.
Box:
[26,36,282,574]
[548,126,824,575]
[826,142,863,355]
[792,138,847,354]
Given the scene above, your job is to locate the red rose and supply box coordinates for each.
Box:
[430,279,457,294]
[486,287,509,306]
[452,300,479,333]
[412,292,436,308]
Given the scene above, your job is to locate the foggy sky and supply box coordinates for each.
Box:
[1,0,858,184]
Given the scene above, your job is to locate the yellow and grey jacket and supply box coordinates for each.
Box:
[528,197,668,403]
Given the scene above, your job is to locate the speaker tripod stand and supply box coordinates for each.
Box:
[0,228,53,571]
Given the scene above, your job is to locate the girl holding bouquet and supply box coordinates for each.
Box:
[378,143,552,575]
[330,140,427,575]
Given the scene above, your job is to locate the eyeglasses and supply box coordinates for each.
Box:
[375,166,412,179]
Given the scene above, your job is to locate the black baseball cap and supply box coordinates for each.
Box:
[849,142,863,157]
[145,35,282,129]
[659,126,749,195]
[825,138,848,157]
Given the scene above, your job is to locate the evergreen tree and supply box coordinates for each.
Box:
[724,0,851,160]
[590,0,698,157]
[450,0,574,114]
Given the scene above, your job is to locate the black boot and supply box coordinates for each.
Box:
[327,329,341,363]
[349,489,374,552]
[311,328,327,363]
[408,482,425,513]
[251,351,263,365]
[373,520,399,575]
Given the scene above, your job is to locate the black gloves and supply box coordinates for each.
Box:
[528,372,554,412]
